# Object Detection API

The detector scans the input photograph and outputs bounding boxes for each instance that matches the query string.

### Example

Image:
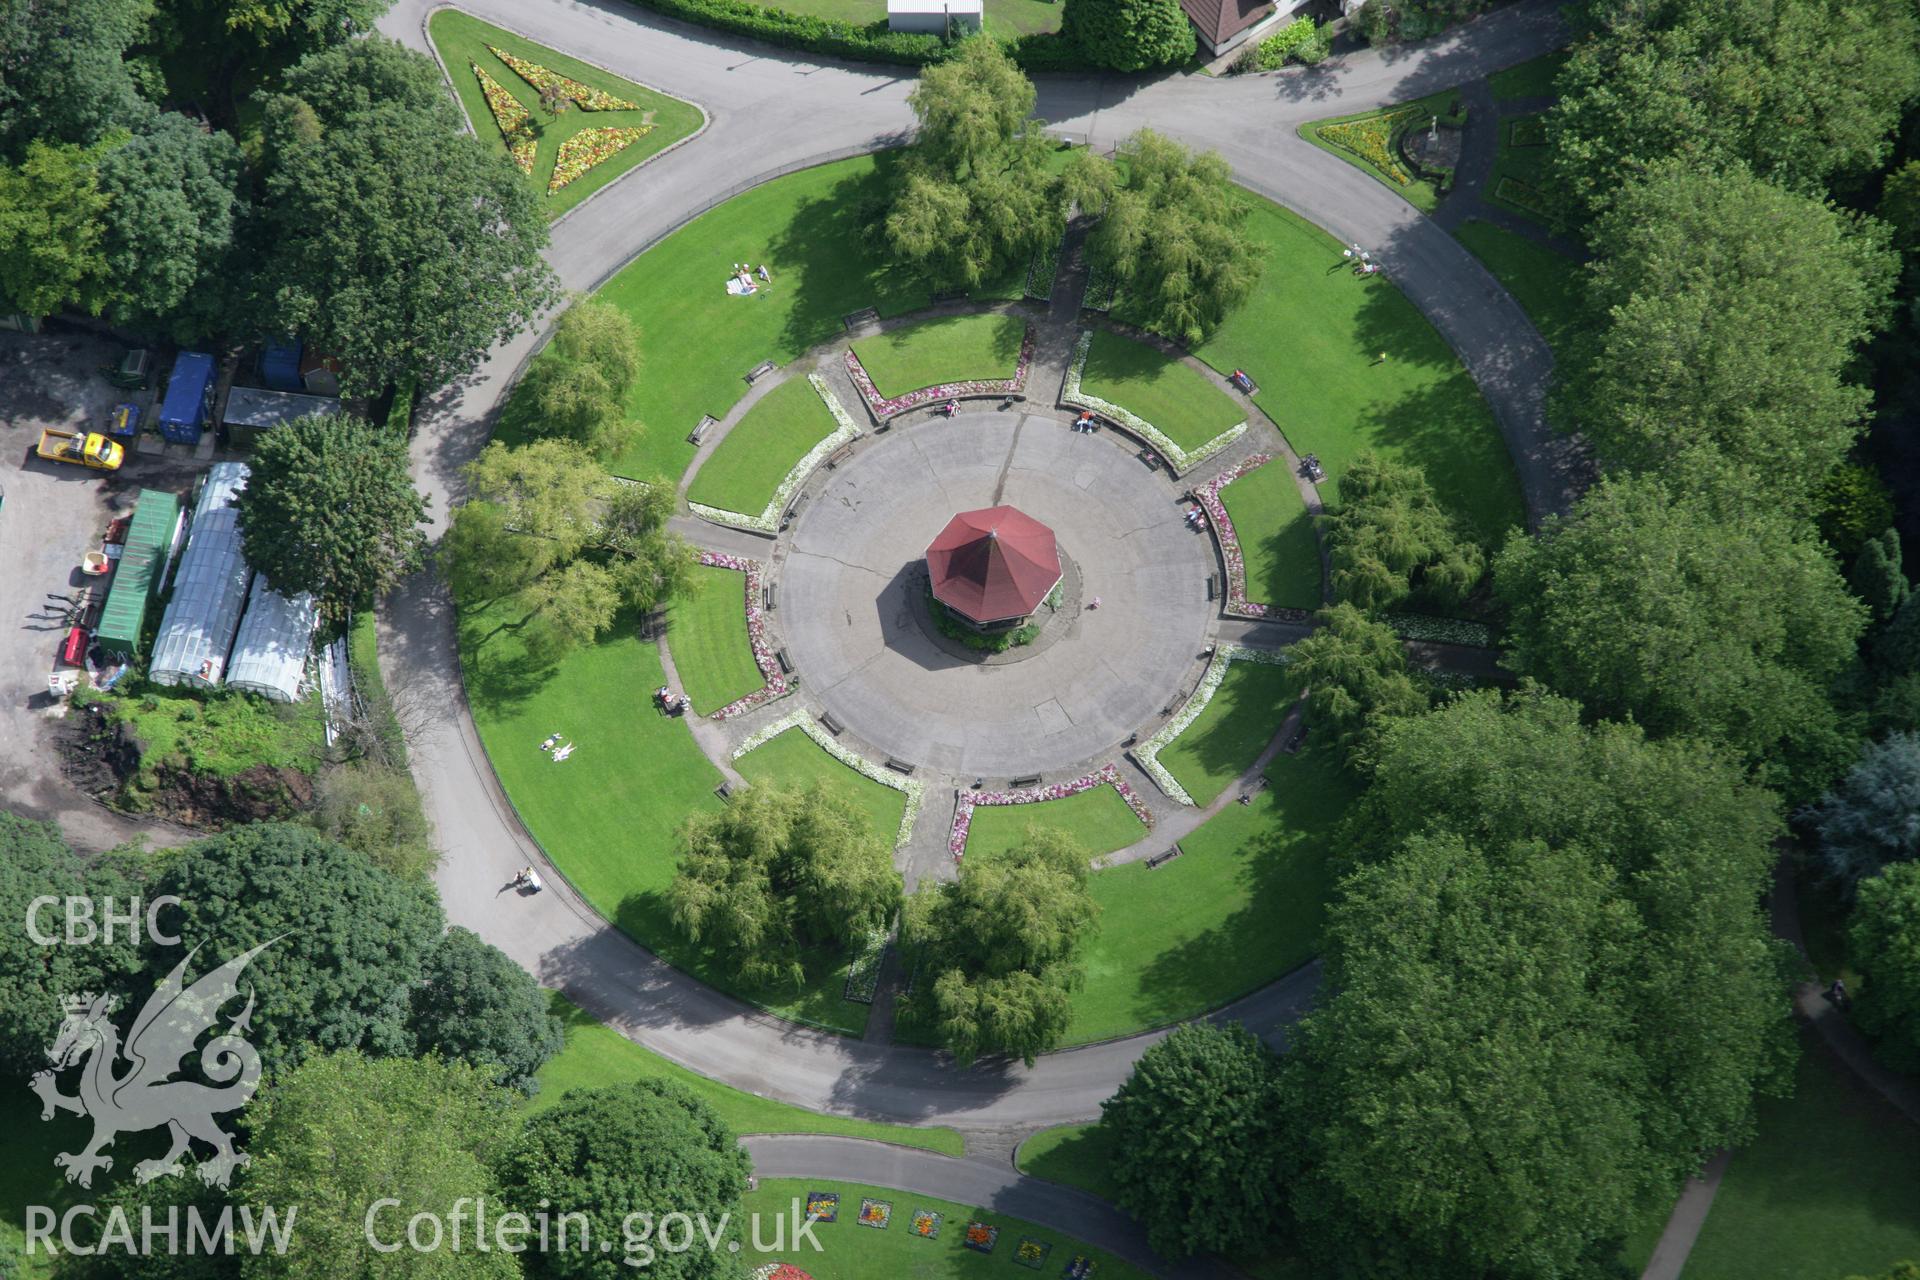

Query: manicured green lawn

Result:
[457,594,866,1035]
[1301,89,1462,214]
[1488,113,1556,225]
[670,564,766,715]
[1177,197,1524,544]
[1068,740,1356,1043]
[428,10,702,219]
[1078,328,1246,450]
[1157,660,1299,807]
[851,312,1027,400]
[744,1179,1153,1279]
[753,0,1063,34]
[532,995,962,1153]
[1452,219,1584,358]
[1216,456,1322,611]
[964,786,1147,861]
[1683,1035,1920,1279]
[1017,1123,1120,1201]
[686,375,840,517]
[735,726,908,848]
[1487,50,1568,100]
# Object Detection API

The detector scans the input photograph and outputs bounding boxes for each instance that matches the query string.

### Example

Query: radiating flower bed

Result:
[1132,644,1292,806]
[1023,236,1063,301]
[1388,613,1493,647]
[489,45,640,110]
[471,63,536,174]
[1194,453,1310,623]
[732,709,925,847]
[842,928,887,1003]
[1319,104,1423,185]
[549,125,654,193]
[696,552,793,720]
[843,323,1035,420]
[1084,262,1119,313]
[948,763,1153,861]
[689,375,861,534]
[1062,329,1247,475]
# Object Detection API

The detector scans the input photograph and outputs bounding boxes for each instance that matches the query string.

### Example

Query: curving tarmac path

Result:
[372,0,1576,1136]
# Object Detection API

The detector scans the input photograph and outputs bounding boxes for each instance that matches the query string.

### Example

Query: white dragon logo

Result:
[30,939,276,1190]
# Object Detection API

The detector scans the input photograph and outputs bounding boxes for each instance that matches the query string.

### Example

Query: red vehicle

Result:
[59,626,90,667]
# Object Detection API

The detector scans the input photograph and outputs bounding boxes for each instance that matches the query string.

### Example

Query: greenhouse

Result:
[227,583,319,703]
[149,462,254,689]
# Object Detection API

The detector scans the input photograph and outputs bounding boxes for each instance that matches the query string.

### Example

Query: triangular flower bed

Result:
[489,45,639,111]
[549,125,655,193]
[471,63,536,174]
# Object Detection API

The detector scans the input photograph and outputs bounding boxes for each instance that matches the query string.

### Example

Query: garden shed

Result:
[886,0,982,34]
[96,488,183,660]
[227,582,319,703]
[222,386,340,448]
[149,463,255,689]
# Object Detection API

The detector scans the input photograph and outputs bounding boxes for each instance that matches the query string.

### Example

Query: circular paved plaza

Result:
[778,409,1216,777]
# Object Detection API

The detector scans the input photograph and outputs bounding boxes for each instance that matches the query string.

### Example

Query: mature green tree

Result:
[1883,161,1920,256]
[502,300,645,458]
[67,1175,238,1279]
[94,113,243,336]
[1850,529,1910,625]
[1320,451,1484,610]
[1551,0,1920,215]
[493,1080,750,1280]
[0,140,113,316]
[147,823,444,1077]
[1062,0,1194,71]
[1845,1262,1920,1280]
[1283,603,1427,774]
[212,0,392,51]
[234,413,429,633]
[1102,1023,1282,1258]
[1806,732,1920,894]
[1495,475,1866,795]
[886,38,1063,290]
[254,36,556,395]
[1339,691,1792,1183]
[0,0,154,155]
[311,763,436,880]
[669,783,902,990]
[0,816,146,1077]
[1850,861,1920,1071]
[408,927,563,1095]
[903,827,1099,1065]
[1819,461,1899,558]
[1556,164,1893,501]
[1073,130,1261,346]
[243,1051,518,1280]
[444,440,696,655]
[1282,832,1651,1279]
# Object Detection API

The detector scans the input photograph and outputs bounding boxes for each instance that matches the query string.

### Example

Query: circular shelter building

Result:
[925,505,1062,630]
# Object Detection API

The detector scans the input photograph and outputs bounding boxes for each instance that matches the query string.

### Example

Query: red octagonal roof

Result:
[926,506,1061,624]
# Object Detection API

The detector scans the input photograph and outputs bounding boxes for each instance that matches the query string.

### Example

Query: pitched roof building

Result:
[926,506,1062,626]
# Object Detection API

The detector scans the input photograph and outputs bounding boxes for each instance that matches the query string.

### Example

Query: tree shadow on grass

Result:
[458,608,560,717]
[1125,745,1355,1032]
[1162,665,1301,806]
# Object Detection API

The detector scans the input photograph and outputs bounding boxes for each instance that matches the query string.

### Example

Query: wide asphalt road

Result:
[363,0,1573,1132]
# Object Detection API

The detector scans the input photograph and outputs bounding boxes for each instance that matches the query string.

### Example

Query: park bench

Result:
[930,289,968,304]
[1008,774,1041,788]
[826,443,855,469]
[885,758,916,776]
[1207,573,1219,602]
[820,711,844,735]
[1230,369,1259,395]
[1280,723,1308,755]
[1137,448,1161,471]
[762,582,778,610]
[744,360,776,385]
[1146,845,1184,870]
[843,307,879,331]
[775,648,793,675]
[687,415,717,446]
[714,782,734,801]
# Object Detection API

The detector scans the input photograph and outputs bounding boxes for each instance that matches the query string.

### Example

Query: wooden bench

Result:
[687,415,717,446]
[714,782,735,801]
[930,289,968,304]
[1207,573,1219,602]
[774,648,793,675]
[885,758,916,776]
[1145,845,1184,870]
[820,711,844,735]
[744,360,777,385]
[781,493,808,529]
[762,582,778,611]
[826,443,855,469]
[1008,774,1041,788]
[843,307,880,331]
[1138,448,1162,471]
[1280,724,1308,755]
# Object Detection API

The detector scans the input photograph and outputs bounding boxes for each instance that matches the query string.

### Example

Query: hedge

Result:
[614,0,1090,70]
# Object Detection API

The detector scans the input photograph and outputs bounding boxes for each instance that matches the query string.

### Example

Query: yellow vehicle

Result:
[36,428,124,471]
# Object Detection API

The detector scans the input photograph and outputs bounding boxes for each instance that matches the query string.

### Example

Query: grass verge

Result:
[687,375,840,516]
[1216,457,1322,612]
[669,564,766,715]
[1078,328,1247,451]
[1157,661,1299,807]
[1487,50,1568,101]
[851,312,1028,401]
[735,726,908,848]
[427,9,701,219]
[532,994,963,1154]
[963,786,1147,862]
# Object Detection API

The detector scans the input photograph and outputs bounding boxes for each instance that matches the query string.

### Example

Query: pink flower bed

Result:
[844,324,1035,420]
[948,763,1154,861]
[697,551,793,720]
[1194,454,1310,623]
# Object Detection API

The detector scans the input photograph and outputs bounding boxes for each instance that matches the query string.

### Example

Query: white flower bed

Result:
[732,709,924,847]
[689,374,861,534]
[1388,613,1493,647]
[947,763,1154,861]
[1062,330,1248,475]
[1131,645,1293,805]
